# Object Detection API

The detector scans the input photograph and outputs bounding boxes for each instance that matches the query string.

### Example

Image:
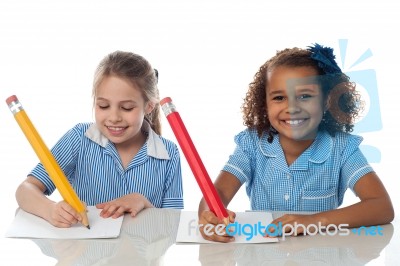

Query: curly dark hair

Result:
[241,47,363,142]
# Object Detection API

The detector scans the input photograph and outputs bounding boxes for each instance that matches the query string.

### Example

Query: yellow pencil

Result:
[6,95,90,229]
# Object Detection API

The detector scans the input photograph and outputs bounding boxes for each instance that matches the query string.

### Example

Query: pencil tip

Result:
[86,225,91,230]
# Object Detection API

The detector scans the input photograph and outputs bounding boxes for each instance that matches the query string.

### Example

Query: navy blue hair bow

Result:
[307,43,342,74]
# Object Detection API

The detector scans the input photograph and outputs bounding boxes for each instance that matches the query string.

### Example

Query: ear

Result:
[145,102,155,115]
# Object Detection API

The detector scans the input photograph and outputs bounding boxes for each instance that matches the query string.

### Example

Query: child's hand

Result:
[198,209,236,243]
[96,193,153,218]
[264,214,318,238]
[47,201,82,228]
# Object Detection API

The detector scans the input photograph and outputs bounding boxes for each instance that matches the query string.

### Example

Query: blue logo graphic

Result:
[338,39,382,163]
[351,225,384,236]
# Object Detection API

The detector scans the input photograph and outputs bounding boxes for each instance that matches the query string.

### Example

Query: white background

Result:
[1,1,399,261]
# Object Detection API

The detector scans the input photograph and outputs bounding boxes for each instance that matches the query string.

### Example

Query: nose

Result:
[109,108,122,123]
[286,97,301,114]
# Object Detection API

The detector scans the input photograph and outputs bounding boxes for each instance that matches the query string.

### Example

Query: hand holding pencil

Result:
[6,95,90,229]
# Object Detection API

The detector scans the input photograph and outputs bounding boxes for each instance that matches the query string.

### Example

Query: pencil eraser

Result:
[6,95,18,105]
[160,97,172,106]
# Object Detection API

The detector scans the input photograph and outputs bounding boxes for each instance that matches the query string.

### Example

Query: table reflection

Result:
[23,209,395,266]
[198,223,394,266]
[31,208,180,266]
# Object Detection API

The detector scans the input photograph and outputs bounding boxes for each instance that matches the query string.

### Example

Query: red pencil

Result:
[160,97,229,224]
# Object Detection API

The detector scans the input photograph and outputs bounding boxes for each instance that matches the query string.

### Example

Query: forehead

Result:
[96,75,143,99]
[267,66,321,92]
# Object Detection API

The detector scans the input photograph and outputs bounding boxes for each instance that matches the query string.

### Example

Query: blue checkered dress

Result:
[223,130,373,212]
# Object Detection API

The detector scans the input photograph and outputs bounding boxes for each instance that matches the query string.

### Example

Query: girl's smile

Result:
[283,118,308,126]
[106,126,128,136]
[286,119,304,124]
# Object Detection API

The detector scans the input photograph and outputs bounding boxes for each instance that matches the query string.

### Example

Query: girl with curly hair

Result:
[198,44,393,242]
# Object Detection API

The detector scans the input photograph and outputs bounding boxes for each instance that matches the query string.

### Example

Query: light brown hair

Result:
[93,51,161,134]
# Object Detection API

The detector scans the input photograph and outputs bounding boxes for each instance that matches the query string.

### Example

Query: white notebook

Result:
[5,206,123,239]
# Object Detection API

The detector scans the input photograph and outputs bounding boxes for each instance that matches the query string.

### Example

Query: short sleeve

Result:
[339,135,374,194]
[29,124,83,195]
[222,130,257,184]
[161,143,184,209]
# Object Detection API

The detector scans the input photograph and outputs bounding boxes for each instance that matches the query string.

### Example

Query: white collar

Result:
[84,121,170,160]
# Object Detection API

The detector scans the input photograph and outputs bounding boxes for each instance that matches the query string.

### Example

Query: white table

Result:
[1,208,398,265]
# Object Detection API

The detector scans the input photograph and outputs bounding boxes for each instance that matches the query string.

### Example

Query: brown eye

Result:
[272,96,285,101]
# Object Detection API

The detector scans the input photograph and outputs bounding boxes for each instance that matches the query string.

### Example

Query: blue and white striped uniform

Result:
[30,121,184,209]
[223,130,373,212]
